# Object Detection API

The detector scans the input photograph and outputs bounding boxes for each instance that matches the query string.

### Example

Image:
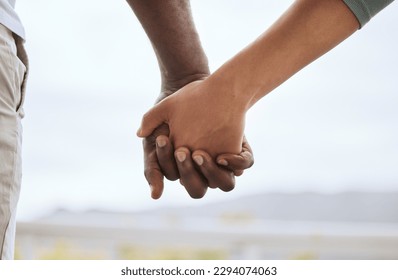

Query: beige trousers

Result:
[0,23,28,260]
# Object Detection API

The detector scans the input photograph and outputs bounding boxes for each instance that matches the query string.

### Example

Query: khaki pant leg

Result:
[0,23,28,260]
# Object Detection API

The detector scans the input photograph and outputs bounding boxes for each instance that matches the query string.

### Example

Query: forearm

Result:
[209,0,360,112]
[127,0,209,95]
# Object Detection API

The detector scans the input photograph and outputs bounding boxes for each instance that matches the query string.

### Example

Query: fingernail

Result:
[218,159,228,166]
[136,128,142,137]
[193,155,204,166]
[149,184,154,193]
[176,152,186,162]
[156,138,166,148]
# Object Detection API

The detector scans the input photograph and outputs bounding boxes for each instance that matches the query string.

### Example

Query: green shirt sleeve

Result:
[343,0,394,28]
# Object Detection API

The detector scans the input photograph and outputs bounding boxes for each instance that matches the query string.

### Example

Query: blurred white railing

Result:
[15,220,398,260]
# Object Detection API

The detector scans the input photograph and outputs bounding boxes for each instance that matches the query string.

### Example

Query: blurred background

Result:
[14,0,398,259]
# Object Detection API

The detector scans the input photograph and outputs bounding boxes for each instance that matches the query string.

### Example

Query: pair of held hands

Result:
[138,79,254,199]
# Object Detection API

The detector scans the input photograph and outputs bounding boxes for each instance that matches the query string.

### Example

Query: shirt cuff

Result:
[342,0,394,29]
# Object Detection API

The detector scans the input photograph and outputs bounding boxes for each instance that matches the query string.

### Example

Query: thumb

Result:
[145,168,164,200]
[137,103,168,138]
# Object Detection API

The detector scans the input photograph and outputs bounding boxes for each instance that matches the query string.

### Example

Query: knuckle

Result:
[189,190,206,199]
[219,175,235,192]
[165,173,179,181]
[184,181,207,199]
[159,161,180,181]
[220,184,235,192]
[208,181,218,189]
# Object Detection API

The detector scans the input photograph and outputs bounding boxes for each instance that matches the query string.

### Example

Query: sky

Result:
[14,0,398,220]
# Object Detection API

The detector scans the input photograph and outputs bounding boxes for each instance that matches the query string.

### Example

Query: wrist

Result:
[201,74,249,119]
[207,67,253,115]
[157,72,210,103]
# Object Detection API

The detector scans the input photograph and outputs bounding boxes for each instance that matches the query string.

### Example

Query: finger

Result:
[156,135,179,181]
[192,150,235,192]
[137,101,169,138]
[144,167,164,199]
[216,136,254,171]
[143,155,164,199]
[143,138,164,199]
[217,150,254,170]
[174,147,208,199]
